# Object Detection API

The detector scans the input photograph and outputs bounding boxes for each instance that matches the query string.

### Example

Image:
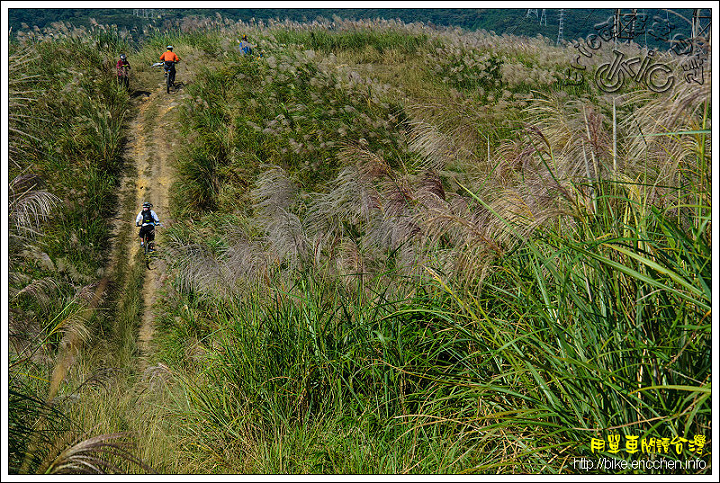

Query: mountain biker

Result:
[159,45,181,87]
[116,53,131,89]
[135,202,161,250]
[237,34,253,55]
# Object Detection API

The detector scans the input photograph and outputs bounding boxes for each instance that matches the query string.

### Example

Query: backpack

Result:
[142,210,155,224]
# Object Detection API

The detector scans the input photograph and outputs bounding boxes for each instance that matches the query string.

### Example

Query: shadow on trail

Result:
[131,90,152,99]
[169,81,185,93]
[143,249,164,271]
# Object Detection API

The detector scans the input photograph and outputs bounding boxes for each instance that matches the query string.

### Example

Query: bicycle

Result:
[594,49,675,93]
[116,55,131,90]
[153,60,179,93]
[139,221,162,268]
[117,65,130,90]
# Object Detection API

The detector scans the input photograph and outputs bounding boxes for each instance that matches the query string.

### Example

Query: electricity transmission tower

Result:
[133,9,157,19]
[692,8,711,40]
[526,9,547,26]
[613,9,639,44]
[556,9,564,45]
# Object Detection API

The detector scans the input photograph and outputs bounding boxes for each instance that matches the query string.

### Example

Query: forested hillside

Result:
[9,7,701,49]
[7,11,712,476]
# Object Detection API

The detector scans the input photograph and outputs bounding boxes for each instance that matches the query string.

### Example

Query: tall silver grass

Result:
[8,174,60,241]
[165,15,712,300]
[8,50,45,168]
[166,230,271,300]
[252,166,310,269]
[621,80,711,205]
[40,432,156,474]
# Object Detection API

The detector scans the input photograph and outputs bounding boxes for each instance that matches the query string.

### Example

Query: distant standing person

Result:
[116,53,131,89]
[237,34,253,55]
[159,45,181,88]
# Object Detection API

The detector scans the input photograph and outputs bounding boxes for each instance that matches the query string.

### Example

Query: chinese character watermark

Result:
[589,433,706,457]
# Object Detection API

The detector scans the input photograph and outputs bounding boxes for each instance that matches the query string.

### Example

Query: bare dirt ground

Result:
[132,97,176,366]
[108,66,192,372]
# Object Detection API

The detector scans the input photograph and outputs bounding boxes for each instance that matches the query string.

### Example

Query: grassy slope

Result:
[151,20,710,474]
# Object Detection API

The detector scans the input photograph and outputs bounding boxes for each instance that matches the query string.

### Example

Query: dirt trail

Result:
[109,70,191,372]
[132,98,175,367]
[135,98,180,351]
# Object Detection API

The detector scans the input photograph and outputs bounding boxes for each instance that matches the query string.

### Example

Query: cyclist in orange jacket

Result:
[159,45,181,87]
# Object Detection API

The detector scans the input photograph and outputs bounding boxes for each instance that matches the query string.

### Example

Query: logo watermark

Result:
[563,11,709,93]
[589,433,707,456]
[572,456,707,473]
[572,432,710,473]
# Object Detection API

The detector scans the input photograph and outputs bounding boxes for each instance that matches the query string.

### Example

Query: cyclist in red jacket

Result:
[116,53,130,89]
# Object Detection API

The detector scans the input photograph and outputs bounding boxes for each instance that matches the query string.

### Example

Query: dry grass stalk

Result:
[8,174,60,240]
[41,432,156,474]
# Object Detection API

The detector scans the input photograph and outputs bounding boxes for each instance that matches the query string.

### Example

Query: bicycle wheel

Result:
[645,62,675,93]
[594,63,624,93]
[143,233,152,268]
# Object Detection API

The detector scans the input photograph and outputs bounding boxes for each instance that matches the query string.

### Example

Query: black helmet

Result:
[142,202,152,208]
[166,45,174,50]
[120,53,127,60]
[242,34,248,41]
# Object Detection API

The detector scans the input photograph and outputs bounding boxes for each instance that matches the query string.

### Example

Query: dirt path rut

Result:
[132,100,179,363]
[112,74,189,371]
